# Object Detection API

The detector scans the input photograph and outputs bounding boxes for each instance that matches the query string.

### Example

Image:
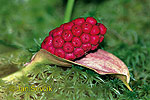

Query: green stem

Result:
[1,49,72,82]
[2,61,37,82]
[64,0,75,23]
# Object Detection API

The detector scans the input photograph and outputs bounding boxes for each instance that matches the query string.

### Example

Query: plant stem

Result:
[2,61,37,82]
[1,49,72,82]
[64,0,75,23]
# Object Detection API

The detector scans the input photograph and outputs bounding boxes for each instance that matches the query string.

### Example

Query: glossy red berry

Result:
[63,42,74,53]
[53,27,63,37]
[72,37,82,47]
[90,35,99,45]
[53,36,64,48]
[90,25,100,35]
[82,43,92,52]
[98,23,107,35]
[91,44,99,50]
[65,53,76,60]
[81,22,92,33]
[80,33,90,43]
[63,22,74,30]
[73,18,85,25]
[41,42,47,49]
[47,46,55,54]
[71,25,82,37]
[99,35,104,43]
[86,17,97,25]
[62,30,73,41]
[41,36,53,49]
[74,48,84,58]
[55,49,65,58]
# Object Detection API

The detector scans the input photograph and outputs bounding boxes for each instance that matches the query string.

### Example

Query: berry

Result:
[80,33,90,43]
[90,35,99,45]
[72,25,82,37]
[53,36,64,48]
[47,46,55,54]
[86,17,97,25]
[82,43,92,52]
[62,30,73,41]
[99,35,104,43]
[90,25,100,35]
[41,42,47,49]
[81,22,92,33]
[53,27,63,37]
[41,17,107,60]
[55,49,65,58]
[73,18,85,25]
[65,53,76,60]
[98,23,107,35]
[44,36,53,46]
[91,44,99,50]
[63,22,74,30]
[72,37,82,47]
[74,48,84,58]
[41,36,53,49]
[63,42,74,53]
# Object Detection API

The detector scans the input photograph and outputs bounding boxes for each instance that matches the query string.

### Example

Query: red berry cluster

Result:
[41,17,107,60]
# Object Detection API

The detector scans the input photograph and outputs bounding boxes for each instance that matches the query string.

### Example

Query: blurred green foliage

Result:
[0,0,150,99]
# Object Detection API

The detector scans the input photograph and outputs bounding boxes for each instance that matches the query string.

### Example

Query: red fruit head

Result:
[41,36,53,49]
[71,25,82,37]
[80,33,90,43]
[55,49,65,58]
[99,35,104,43]
[72,37,82,47]
[47,46,55,54]
[90,35,99,45]
[98,23,107,35]
[91,44,99,50]
[81,22,92,33]
[65,53,76,60]
[42,17,107,61]
[86,17,97,25]
[62,30,73,41]
[90,25,100,35]
[74,48,84,58]
[53,27,63,37]
[63,42,74,53]
[63,22,74,30]
[41,42,47,49]
[52,36,64,48]
[82,43,92,52]
[73,18,85,25]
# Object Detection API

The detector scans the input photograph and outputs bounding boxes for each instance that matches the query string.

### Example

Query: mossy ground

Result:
[0,0,150,99]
